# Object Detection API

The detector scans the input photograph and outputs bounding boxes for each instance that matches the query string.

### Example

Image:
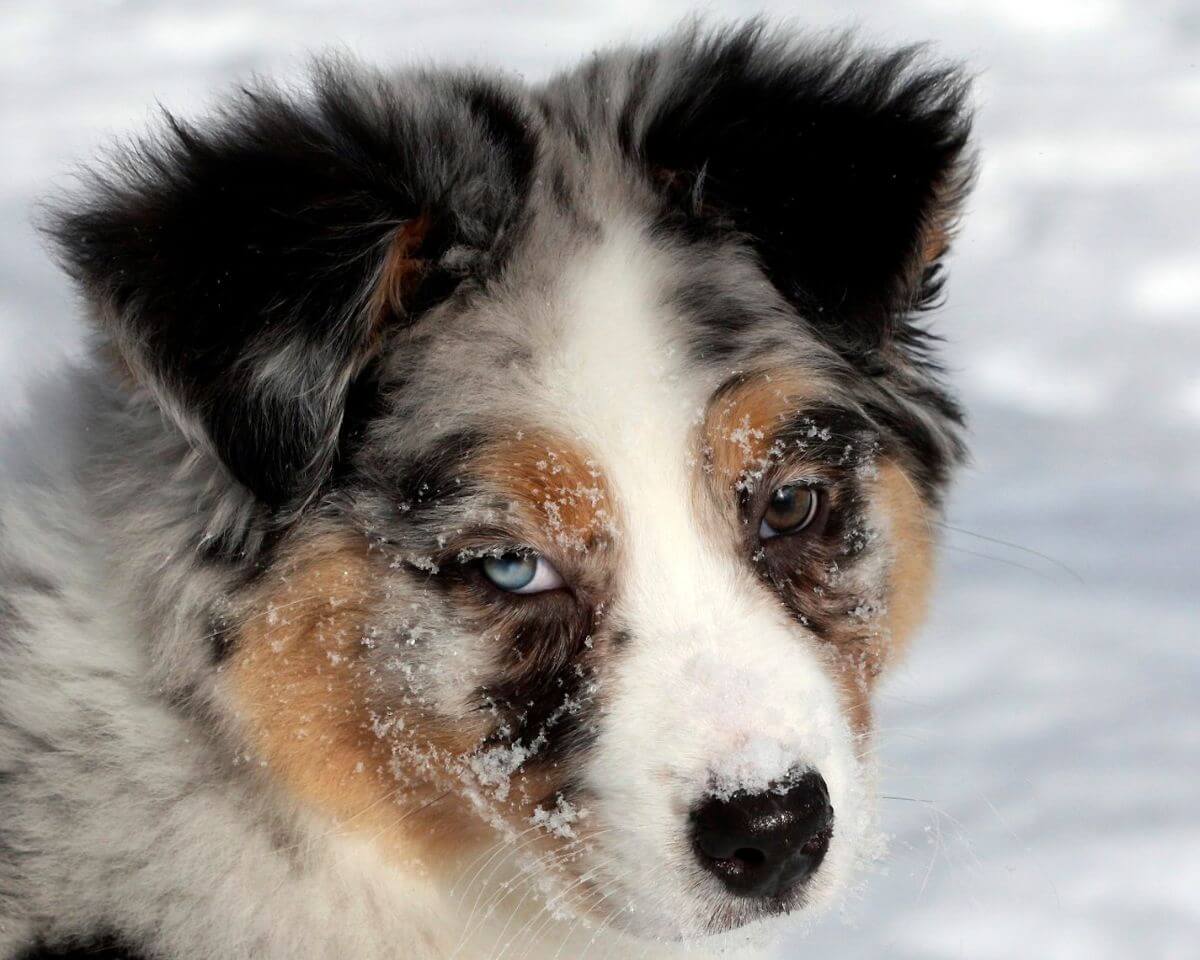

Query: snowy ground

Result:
[2,1,1197,957]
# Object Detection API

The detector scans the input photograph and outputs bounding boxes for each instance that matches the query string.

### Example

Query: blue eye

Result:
[481,552,565,595]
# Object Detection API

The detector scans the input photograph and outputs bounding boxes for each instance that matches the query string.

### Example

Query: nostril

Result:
[691,770,834,899]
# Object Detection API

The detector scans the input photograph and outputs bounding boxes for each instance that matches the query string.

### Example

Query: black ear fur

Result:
[629,23,974,362]
[49,63,535,507]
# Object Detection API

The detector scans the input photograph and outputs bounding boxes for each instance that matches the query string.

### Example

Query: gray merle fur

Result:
[4,23,975,959]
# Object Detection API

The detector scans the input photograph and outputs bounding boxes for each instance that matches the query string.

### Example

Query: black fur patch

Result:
[368,429,486,519]
[48,64,536,509]
[475,599,599,765]
[858,386,965,498]
[670,274,763,364]
[17,938,149,960]
[205,610,235,665]
[628,23,973,362]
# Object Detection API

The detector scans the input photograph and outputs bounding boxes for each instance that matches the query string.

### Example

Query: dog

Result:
[0,21,973,960]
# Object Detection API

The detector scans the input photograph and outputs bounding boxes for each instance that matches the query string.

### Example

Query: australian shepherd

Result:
[0,22,974,960]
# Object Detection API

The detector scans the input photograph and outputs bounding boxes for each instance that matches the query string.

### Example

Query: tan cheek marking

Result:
[703,370,816,489]
[827,643,876,739]
[226,534,487,861]
[826,462,935,740]
[876,461,936,661]
[474,433,614,549]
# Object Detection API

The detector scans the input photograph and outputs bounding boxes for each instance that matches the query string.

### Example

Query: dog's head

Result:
[51,25,972,942]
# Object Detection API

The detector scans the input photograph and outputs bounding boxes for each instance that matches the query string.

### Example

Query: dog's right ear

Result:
[48,64,535,508]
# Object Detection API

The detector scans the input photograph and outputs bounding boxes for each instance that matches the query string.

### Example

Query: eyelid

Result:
[774,473,824,490]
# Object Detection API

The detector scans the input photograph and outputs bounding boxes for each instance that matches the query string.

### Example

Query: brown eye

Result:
[760,485,821,540]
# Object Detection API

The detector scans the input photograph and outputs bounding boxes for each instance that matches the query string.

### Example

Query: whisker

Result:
[933,520,1085,584]
[937,542,1077,583]
[195,591,329,648]
[499,844,618,960]
[452,827,562,957]
[884,463,1082,585]
[487,834,609,960]
[512,842,621,960]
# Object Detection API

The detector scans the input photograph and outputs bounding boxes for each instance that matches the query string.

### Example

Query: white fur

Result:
[530,220,874,942]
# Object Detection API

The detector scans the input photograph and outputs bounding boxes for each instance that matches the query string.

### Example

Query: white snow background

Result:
[2,1,1197,957]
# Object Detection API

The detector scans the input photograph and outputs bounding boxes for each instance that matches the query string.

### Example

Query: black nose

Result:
[691,771,834,899]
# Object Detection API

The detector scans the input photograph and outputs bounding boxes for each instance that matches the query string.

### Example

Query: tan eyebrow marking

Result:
[472,431,615,552]
[702,369,819,489]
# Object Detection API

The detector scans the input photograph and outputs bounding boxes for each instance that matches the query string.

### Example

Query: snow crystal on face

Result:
[707,727,837,802]
[530,793,588,840]
[466,740,539,803]
[404,553,440,575]
[728,416,765,460]
[367,709,404,740]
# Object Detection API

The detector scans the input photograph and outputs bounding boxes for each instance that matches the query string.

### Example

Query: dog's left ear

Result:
[49,65,535,507]
[630,25,974,361]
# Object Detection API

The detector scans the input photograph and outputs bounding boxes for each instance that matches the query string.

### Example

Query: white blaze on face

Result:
[533,221,871,936]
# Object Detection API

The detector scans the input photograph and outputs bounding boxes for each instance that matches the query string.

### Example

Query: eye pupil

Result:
[761,485,819,538]
[482,553,538,592]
